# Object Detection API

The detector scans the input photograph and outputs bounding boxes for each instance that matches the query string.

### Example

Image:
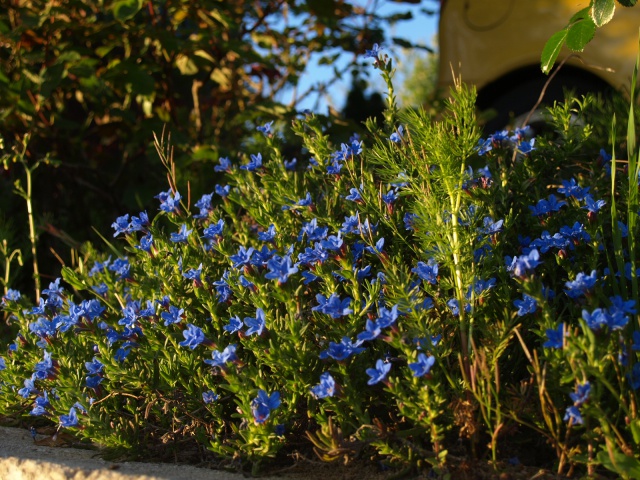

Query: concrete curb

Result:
[0,426,278,480]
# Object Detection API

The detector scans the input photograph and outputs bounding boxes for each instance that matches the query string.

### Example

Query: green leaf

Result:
[112,0,143,22]
[541,29,568,74]
[175,55,198,75]
[41,63,66,99]
[618,0,637,6]
[591,0,616,27]
[566,17,597,51]
[596,450,640,479]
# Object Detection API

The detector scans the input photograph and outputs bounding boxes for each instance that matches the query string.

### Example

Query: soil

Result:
[0,419,586,480]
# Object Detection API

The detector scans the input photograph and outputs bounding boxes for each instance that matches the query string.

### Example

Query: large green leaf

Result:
[566,17,597,51]
[596,450,640,479]
[112,0,143,22]
[591,0,616,27]
[541,29,568,74]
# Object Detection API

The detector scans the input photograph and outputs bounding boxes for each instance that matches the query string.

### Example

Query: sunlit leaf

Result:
[591,0,615,27]
[566,17,596,51]
[541,29,568,74]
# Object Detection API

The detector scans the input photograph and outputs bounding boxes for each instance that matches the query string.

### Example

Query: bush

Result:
[1,49,640,478]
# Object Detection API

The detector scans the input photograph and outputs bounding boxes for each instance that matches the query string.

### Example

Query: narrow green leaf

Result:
[566,17,597,51]
[541,29,568,74]
[112,0,143,22]
[618,0,637,6]
[591,0,615,27]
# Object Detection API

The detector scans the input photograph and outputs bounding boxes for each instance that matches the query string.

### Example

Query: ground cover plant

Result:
[1,45,640,478]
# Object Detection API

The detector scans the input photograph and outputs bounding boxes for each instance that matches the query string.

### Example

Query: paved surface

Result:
[0,426,277,480]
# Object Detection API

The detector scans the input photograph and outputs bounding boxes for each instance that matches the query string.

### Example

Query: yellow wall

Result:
[438,0,640,92]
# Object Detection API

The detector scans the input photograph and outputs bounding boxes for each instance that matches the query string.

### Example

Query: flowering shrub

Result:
[1,48,640,477]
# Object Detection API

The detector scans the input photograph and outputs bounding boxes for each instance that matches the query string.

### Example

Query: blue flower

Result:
[565,270,598,299]
[239,275,255,290]
[297,192,313,207]
[516,138,535,155]
[230,246,255,269]
[284,158,297,170]
[2,288,21,304]
[136,233,153,252]
[320,234,343,252]
[86,375,103,389]
[382,189,399,207]
[543,323,565,349]
[299,218,328,242]
[193,193,214,219]
[559,222,591,244]
[319,337,365,361]
[215,184,231,197]
[265,255,299,284]
[366,359,391,385]
[258,224,277,242]
[183,264,203,283]
[214,156,232,172]
[582,194,606,213]
[205,344,238,368]
[357,319,382,343]
[340,213,363,235]
[130,211,149,232]
[34,351,55,380]
[310,372,336,399]
[530,231,569,253]
[376,304,399,328]
[0,356,5,371]
[346,186,363,203]
[257,121,273,135]
[412,259,439,284]
[404,212,418,231]
[529,199,551,217]
[505,249,541,278]
[170,224,192,243]
[514,294,537,316]
[111,214,130,237]
[563,406,583,425]
[161,305,184,326]
[244,308,266,336]
[295,271,317,287]
[582,308,609,331]
[312,293,353,318]
[202,390,219,404]
[30,392,50,416]
[179,324,206,349]
[364,43,383,58]
[481,217,504,235]
[251,390,281,424]
[408,353,436,377]
[18,375,38,398]
[389,125,404,143]
[85,357,104,375]
[203,219,225,240]
[59,407,79,428]
[475,138,493,155]
[241,153,263,171]
[223,315,243,334]
[558,178,590,200]
[156,189,181,213]
[570,382,591,407]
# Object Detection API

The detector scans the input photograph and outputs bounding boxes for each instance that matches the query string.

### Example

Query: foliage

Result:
[542,0,637,74]
[0,0,429,293]
[2,45,640,478]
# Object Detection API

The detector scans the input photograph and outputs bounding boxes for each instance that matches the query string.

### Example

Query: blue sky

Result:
[281,1,440,113]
